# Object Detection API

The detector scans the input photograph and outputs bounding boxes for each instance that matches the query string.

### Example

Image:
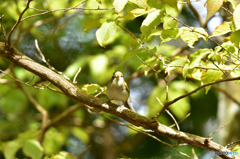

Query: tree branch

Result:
[0,42,235,159]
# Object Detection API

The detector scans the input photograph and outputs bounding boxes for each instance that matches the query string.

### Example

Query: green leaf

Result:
[163,16,178,29]
[51,151,77,159]
[82,19,106,32]
[209,21,232,37]
[206,0,223,22]
[193,28,209,42]
[23,140,43,159]
[227,0,237,9]
[230,30,240,48]
[71,127,90,144]
[163,0,177,9]
[160,28,181,43]
[140,9,164,38]
[180,27,208,47]
[43,128,66,155]
[166,56,188,74]
[4,140,23,159]
[189,49,211,68]
[81,84,103,95]
[180,28,199,48]
[201,70,223,94]
[233,4,240,30]
[113,0,128,13]
[122,8,156,20]
[49,0,67,17]
[123,49,139,62]
[96,21,117,47]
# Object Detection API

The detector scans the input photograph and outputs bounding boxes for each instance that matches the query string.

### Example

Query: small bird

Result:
[107,71,135,112]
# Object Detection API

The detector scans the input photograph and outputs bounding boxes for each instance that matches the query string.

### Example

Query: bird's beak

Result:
[116,75,120,78]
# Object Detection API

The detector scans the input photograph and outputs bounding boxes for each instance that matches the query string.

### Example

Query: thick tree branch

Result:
[0,42,235,159]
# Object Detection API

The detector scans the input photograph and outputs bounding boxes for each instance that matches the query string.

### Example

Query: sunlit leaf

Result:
[160,28,181,43]
[201,70,223,94]
[96,21,117,47]
[233,4,240,30]
[180,27,208,47]
[180,29,199,48]
[113,0,128,13]
[140,9,164,38]
[209,21,232,37]
[23,140,43,159]
[122,8,156,20]
[206,0,223,22]
[81,84,103,94]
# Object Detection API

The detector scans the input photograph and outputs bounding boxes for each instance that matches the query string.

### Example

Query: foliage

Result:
[0,0,240,158]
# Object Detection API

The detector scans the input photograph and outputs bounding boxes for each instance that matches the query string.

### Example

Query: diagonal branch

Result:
[155,76,240,117]
[0,42,235,159]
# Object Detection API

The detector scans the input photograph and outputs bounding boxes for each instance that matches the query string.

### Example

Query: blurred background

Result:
[0,0,239,158]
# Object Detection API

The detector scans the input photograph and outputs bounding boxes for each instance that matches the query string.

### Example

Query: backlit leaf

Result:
[206,0,223,22]
[81,84,103,95]
[140,9,164,38]
[201,70,223,94]
[233,4,240,30]
[113,0,128,13]
[122,8,156,20]
[96,21,117,47]
[209,21,232,37]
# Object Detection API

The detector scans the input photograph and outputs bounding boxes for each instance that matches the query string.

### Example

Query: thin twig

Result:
[10,67,49,143]
[117,24,167,65]
[154,76,240,118]
[192,148,199,159]
[169,113,191,128]
[135,55,156,72]
[0,69,49,90]
[0,15,7,45]
[168,14,240,62]
[8,0,32,47]
[35,39,71,81]
[156,97,180,131]
[73,67,81,84]
[207,121,231,138]
[225,139,240,148]
[220,6,233,15]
